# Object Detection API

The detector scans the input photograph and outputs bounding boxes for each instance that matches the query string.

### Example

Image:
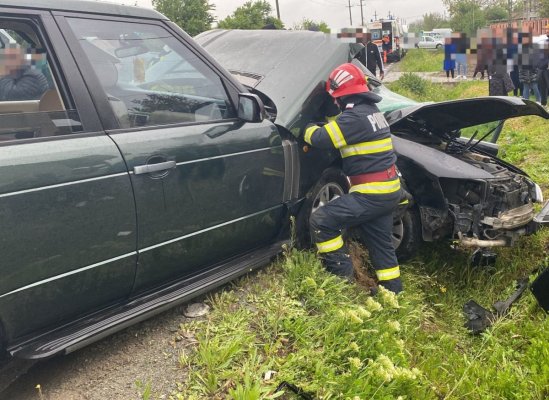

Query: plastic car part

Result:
[463,277,529,334]
[530,267,549,313]
[470,248,497,267]
[275,381,314,400]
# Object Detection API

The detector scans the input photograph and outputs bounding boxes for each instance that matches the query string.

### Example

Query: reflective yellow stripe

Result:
[340,138,393,158]
[316,235,344,253]
[376,266,400,281]
[325,121,347,149]
[399,199,409,205]
[349,178,401,194]
[304,125,320,145]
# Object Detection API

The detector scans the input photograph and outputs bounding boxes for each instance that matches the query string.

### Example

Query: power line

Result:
[304,0,345,8]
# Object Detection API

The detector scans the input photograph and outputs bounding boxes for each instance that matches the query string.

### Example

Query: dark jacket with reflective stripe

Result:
[305,92,396,177]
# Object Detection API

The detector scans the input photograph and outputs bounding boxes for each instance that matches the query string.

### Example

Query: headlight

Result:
[534,183,544,203]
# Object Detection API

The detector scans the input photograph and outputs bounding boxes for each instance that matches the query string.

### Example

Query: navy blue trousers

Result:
[310,190,402,289]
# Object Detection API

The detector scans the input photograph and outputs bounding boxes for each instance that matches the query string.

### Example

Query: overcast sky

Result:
[101,0,447,30]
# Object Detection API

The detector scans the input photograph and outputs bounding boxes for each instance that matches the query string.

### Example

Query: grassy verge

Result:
[160,75,549,400]
[398,49,445,73]
[387,73,487,102]
[169,240,549,399]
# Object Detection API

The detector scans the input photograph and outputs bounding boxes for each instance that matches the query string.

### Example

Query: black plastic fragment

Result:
[531,267,549,313]
[463,300,496,334]
[463,277,529,334]
[275,381,314,400]
[492,278,529,315]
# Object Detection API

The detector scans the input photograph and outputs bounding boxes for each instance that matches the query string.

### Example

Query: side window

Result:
[66,18,236,129]
[0,20,83,142]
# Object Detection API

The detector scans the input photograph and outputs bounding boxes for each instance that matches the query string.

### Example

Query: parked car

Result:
[195,29,549,260]
[416,35,444,49]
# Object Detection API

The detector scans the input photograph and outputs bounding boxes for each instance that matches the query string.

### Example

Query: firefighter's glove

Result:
[301,122,322,151]
[321,96,341,118]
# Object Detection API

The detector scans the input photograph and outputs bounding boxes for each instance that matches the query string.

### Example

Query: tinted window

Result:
[0,20,82,142]
[67,18,236,129]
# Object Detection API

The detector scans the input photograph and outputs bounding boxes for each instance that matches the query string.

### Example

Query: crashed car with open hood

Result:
[196,29,549,260]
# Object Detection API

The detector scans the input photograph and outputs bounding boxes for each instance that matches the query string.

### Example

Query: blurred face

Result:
[0,46,25,76]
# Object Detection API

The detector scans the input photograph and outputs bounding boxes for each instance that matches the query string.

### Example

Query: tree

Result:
[484,4,508,21]
[444,0,487,36]
[422,13,450,31]
[293,18,330,33]
[152,0,214,37]
[218,1,283,29]
[540,0,549,18]
[407,13,449,35]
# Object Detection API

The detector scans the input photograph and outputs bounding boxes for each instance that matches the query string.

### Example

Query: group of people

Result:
[444,25,549,107]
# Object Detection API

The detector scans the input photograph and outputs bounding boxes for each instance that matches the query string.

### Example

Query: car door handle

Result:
[133,161,176,175]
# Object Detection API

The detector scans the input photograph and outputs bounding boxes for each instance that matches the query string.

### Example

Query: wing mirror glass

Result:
[238,93,265,123]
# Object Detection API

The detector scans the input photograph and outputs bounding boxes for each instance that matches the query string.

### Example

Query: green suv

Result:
[0,0,334,361]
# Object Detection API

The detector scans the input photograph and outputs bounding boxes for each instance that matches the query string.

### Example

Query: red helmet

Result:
[326,63,369,98]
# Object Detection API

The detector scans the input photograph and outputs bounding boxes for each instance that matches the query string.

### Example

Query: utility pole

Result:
[348,0,353,26]
[275,0,280,20]
[374,10,377,21]
[360,0,364,26]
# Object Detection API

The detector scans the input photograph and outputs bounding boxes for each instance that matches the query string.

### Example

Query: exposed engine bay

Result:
[393,124,541,248]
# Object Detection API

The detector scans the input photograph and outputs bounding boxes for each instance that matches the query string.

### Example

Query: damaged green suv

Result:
[0,0,308,361]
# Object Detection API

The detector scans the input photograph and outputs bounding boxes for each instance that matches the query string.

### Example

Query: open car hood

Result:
[195,29,416,132]
[386,96,549,135]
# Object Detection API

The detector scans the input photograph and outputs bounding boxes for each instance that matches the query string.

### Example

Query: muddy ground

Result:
[0,301,205,400]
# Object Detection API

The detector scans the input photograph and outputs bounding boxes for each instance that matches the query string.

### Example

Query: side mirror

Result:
[238,93,265,123]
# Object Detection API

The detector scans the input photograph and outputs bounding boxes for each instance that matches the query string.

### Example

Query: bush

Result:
[396,73,429,96]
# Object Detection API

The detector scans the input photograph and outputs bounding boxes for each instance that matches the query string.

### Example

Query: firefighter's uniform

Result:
[304,81,402,293]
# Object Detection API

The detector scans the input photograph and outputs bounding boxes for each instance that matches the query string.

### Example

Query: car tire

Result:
[295,168,349,248]
[393,206,422,262]
[415,44,419,48]
[436,44,442,49]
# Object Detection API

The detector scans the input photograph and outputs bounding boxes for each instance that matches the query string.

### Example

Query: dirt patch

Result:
[349,241,378,292]
[0,304,206,400]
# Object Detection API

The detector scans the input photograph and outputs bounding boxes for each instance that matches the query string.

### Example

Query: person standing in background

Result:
[443,36,456,81]
[365,33,384,79]
[537,24,549,108]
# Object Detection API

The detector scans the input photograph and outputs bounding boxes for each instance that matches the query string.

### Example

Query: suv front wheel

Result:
[295,168,348,248]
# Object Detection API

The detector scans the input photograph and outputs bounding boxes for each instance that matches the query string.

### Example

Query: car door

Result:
[60,15,287,293]
[0,10,137,343]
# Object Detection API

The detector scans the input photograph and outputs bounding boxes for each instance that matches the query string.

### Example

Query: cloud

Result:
[104,0,446,30]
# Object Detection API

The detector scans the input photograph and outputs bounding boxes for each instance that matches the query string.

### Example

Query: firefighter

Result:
[304,63,403,294]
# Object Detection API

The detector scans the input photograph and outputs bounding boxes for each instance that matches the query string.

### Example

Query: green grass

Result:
[399,49,445,73]
[163,63,549,400]
[169,241,549,399]
[387,73,487,102]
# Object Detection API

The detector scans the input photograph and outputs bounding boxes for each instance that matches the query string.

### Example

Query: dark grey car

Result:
[196,29,549,261]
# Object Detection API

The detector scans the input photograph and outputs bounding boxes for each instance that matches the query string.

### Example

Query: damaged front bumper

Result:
[457,202,540,248]
[481,203,534,230]
[533,199,549,224]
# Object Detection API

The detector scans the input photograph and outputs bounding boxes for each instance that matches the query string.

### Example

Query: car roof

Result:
[0,0,166,20]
